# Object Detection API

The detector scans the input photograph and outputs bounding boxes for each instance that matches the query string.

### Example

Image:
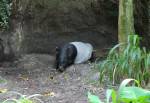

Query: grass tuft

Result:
[98,34,150,85]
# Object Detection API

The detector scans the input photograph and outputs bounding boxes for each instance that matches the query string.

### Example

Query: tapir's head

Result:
[56,44,77,72]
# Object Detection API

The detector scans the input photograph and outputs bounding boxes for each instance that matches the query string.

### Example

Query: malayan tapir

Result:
[55,42,95,72]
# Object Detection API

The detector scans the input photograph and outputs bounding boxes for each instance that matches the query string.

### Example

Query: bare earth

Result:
[0,54,105,103]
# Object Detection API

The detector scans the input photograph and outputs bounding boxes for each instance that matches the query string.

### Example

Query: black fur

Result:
[55,44,77,72]
[89,51,96,62]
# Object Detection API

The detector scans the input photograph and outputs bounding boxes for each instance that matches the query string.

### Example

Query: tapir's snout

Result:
[58,66,65,72]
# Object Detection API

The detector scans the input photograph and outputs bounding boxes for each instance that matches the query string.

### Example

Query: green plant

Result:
[0,0,12,30]
[88,79,150,103]
[0,76,7,84]
[98,34,150,85]
[2,91,43,103]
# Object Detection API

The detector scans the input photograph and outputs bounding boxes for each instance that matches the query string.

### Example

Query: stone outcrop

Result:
[2,0,150,58]
[9,0,118,56]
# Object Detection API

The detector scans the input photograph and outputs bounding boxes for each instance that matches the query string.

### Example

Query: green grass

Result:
[0,76,7,84]
[88,78,150,103]
[2,91,43,103]
[98,34,150,85]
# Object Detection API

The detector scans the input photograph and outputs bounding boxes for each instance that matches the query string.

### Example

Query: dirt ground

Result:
[0,54,105,103]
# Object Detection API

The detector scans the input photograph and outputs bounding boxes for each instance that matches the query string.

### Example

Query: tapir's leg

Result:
[55,58,59,69]
[89,51,96,62]
[55,47,60,69]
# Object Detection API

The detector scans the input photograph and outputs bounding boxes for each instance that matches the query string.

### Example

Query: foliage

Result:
[0,76,7,84]
[88,79,150,103]
[88,92,102,103]
[0,0,11,30]
[2,91,43,103]
[98,34,150,85]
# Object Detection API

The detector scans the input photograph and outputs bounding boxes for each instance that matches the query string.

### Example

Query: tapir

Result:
[55,42,95,72]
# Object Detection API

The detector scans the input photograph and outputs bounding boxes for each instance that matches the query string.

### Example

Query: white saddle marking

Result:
[70,42,93,64]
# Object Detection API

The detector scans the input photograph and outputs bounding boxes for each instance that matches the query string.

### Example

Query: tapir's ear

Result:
[56,46,60,52]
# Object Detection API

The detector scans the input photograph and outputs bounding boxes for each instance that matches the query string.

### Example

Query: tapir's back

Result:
[70,42,93,64]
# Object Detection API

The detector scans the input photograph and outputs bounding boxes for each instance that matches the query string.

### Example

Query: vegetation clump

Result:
[98,35,150,85]
[88,79,150,103]
[2,91,43,103]
[0,0,11,30]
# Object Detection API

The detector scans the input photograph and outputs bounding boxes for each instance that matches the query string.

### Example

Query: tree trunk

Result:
[148,1,150,38]
[118,0,135,45]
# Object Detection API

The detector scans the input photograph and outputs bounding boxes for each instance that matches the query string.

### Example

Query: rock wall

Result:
[8,0,118,56]
[1,0,149,59]
[134,0,150,48]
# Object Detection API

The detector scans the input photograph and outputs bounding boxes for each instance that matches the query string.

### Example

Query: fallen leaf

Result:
[48,76,54,80]
[19,76,29,81]
[0,88,7,93]
[42,91,55,97]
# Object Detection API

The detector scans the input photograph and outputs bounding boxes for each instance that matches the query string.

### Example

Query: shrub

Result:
[2,91,43,103]
[98,35,150,85]
[88,79,150,103]
[0,0,12,30]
